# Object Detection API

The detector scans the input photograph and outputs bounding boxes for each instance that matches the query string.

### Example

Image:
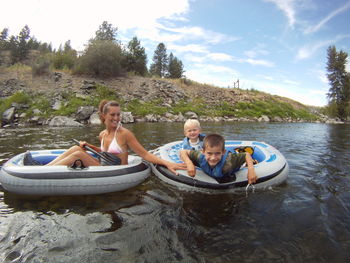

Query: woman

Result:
[25,100,186,174]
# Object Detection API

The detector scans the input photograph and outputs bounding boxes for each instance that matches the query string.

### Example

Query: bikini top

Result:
[100,123,123,154]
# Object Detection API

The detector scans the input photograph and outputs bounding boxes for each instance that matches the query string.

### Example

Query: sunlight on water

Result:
[0,122,350,262]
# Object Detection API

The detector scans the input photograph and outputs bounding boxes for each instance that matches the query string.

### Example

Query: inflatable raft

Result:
[0,149,150,195]
[150,140,288,192]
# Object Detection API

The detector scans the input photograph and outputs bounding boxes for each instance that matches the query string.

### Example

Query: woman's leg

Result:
[47,146,89,165]
[47,150,100,166]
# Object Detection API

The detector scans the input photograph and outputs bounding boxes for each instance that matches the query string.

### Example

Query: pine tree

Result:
[326,45,350,120]
[167,52,184,78]
[94,21,117,42]
[0,28,9,50]
[150,43,168,77]
[125,37,147,76]
[17,25,31,61]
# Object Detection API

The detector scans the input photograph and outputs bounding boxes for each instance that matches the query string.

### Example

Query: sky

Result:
[1,0,350,106]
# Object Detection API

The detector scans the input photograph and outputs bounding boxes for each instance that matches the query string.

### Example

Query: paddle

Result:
[72,139,121,165]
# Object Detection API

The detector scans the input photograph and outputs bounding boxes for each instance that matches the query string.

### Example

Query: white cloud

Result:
[206,53,234,62]
[242,79,327,106]
[264,0,298,27]
[245,58,274,67]
[296,40,332,60]
[168,44,208,54]
[0,0,190,50]
[186,64,240,87]
[296,34,350,60]
[244,45,270,58]
[283,79,300,85]
[304,1,350,34]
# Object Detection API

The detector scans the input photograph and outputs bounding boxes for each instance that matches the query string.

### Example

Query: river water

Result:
[0,122,349,263]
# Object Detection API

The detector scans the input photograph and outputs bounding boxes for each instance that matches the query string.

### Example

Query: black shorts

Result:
[99,152,121,166]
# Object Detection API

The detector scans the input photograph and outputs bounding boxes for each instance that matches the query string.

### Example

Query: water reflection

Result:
[1,123,350,262]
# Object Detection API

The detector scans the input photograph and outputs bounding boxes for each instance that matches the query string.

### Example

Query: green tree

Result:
[326,45,350,120]
[17,25,31,61]
[94,21,117,42]
[0,28,9,50]
[125,36,147,76]
[53,40,77,70]
[167,52,184,78]
[74,40,123,77]
[150,43,168,77]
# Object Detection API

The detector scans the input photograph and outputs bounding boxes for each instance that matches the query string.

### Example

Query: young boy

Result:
[180,133,257,184]
[182,119,205,151]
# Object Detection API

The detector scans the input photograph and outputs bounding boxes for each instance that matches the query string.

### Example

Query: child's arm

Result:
[245,153,257,184]
[180,150,196,177]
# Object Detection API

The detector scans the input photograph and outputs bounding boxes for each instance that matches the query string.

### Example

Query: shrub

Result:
[73,40,124,77]
[31,55,50,76]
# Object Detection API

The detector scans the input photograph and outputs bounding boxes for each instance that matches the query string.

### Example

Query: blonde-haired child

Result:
[182,119,205,151]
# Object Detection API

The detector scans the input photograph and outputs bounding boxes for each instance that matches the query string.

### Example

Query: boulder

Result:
[122,112,134,123]
[89,112,101,125]
[184,111,198,119]
[49,116,83,127]
[258,115,270,122]
[75,106,95,122]
[2,107,16,125]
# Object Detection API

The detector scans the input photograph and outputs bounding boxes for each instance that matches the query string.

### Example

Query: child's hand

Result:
[247,168,257,184]
[187,163,196,177]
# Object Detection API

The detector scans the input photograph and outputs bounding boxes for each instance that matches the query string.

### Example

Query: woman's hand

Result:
[165,161,187,175]
[79,141,87,148]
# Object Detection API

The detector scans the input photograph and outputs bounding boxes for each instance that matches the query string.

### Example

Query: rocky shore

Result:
[0,70,345,127]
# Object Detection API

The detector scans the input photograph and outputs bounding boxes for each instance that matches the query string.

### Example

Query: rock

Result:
[258,115,270,122]
[33,108,42,115]
[175,112,185,122]
[52,100,62,110]
[122,112,134,123]
[75,106,95,122]
[29,116,43,125]
[49,116,83,127]
[89,112,101,125]
[53,72,62,82]
[145,114,159,122]
[271,116,283,122]
[2,107,16,125]
[81,80,97,94]
[184,111,198,119]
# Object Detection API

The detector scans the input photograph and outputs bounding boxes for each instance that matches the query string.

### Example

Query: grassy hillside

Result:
[0,65,322,122]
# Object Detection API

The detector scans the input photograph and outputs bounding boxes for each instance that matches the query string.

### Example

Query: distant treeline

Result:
[0,21,184,79]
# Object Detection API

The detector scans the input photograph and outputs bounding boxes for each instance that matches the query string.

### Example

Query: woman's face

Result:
[104,106,121,127]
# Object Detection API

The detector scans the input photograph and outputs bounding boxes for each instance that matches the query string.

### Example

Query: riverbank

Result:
[0,66,343,127]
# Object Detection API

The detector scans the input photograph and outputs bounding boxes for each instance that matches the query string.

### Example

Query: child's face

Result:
[184,125,201,141]
[202,145,226,167]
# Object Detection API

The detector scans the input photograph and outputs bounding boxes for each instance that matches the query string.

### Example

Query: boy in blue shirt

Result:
[180,133,257,184]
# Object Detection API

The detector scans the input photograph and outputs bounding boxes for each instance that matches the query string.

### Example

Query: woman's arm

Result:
[79,141,101,152]
[125,130,186,174]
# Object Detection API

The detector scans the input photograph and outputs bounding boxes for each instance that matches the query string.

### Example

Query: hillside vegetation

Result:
[0,64,321,123]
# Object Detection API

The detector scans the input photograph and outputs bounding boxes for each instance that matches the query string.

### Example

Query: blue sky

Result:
[1,0,350,106]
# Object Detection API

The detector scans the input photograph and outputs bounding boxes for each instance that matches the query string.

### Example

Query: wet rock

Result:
[2,107,16,125]
[122,112,134,123]
[89,112,101,125]
[49,116,83,127]
[75,106,95,122]
[258,115,270,122]
[184,111,198,119]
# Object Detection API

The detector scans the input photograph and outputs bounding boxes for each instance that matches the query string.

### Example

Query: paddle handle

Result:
[72,139,102,157]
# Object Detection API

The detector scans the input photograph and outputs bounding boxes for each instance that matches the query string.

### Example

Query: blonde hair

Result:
[184,119,201,130]
[98,100,120,123]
